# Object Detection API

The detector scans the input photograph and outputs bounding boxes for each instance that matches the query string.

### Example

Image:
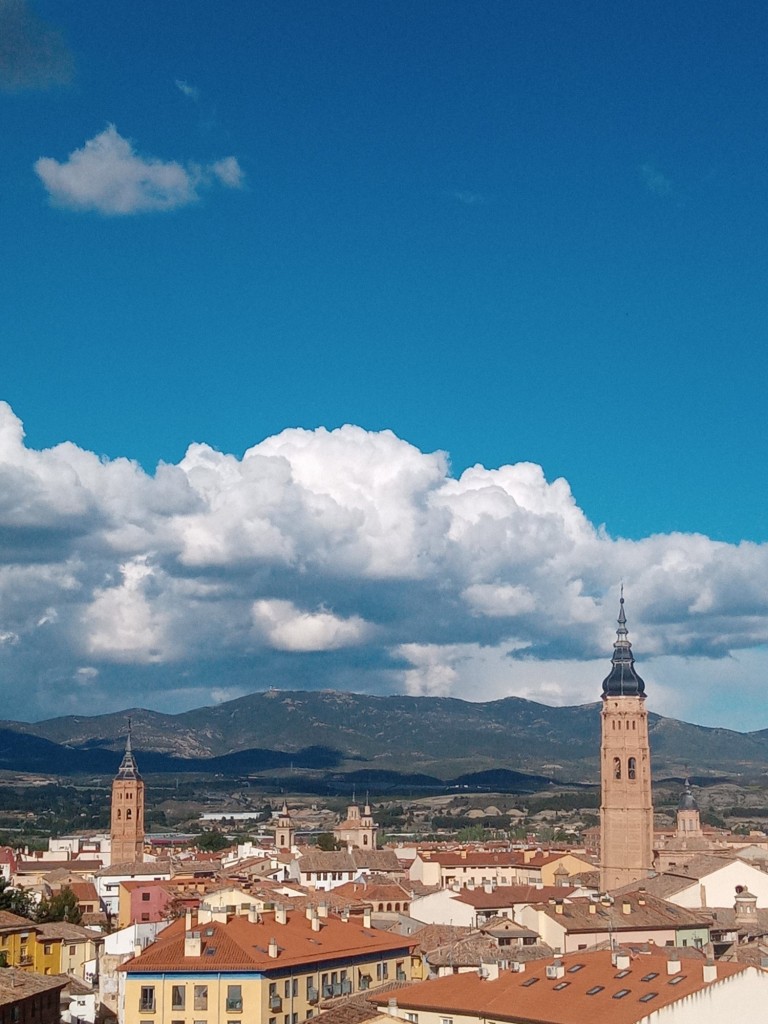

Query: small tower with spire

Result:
[676,779,703,839]
[110,719,145,865]
[599,593,654,890]
[274,801,295,852]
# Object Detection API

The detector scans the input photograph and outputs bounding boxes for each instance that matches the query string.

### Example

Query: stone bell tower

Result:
[110,720,145,865]
[599,594,654,891]
[275,801,295,851]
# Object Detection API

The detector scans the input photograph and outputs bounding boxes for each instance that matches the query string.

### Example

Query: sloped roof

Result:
[533,894,710,934]
[123,910,414,974]
[0,969,67,1005]
[370,949,748,1024]
[454,885,576,908]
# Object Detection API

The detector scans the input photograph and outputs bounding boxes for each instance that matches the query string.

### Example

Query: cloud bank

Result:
[0,402,766,726]
[34,126,244,214]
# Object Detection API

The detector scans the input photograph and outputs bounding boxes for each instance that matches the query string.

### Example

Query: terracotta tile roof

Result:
[454,885,576,908]
[16,859,102,873]
[332,881,411,903]
[67,882,99,901]
[407,924,472,955]
[370,949,748,1024]
[0,969,67,1004]
[0,911,35,930]
[426,934,552,968]
[298,851,402,874]
[36,921,102,942]
[533,894,710,933]
[123,910,414,974]
[95,860,171,877]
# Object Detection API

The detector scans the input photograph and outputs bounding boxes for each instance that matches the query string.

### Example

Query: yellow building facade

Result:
[123,906,413,1024]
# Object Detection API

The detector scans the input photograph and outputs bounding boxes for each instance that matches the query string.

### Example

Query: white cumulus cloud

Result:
[34,125,244,215]
[0,399,767,726]
[252,599,371,652]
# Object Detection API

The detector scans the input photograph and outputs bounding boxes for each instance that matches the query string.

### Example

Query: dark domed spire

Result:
[116,718,141,780]
[601,591,646,698]
[678,778,698,811]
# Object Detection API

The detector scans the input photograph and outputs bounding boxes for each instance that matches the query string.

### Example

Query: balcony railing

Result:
[307,988,319,1004]
[269,995,282,1011]
[341,980,352,995]
[396,970,407,982]
[226,1000,243,1013]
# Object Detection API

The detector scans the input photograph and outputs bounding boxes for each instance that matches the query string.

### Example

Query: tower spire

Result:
[116,718,141,780]
[601,592,646,698]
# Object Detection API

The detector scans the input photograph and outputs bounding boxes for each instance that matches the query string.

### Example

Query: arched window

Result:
[126,808,132,819]
[628,757,637,780]
[116,808,121,820]
[613,757,621,779]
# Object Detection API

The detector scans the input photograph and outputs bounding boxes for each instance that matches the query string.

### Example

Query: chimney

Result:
[311,916,321,932]
[306,906,314,920]
[248,906,259,924]
[341,908,350,922]
[666,956,682,975]
[363,907,372,929]
[185,908,193,931]
[622,901,631,915]
[268,937,279,959]
[554,901,564,915]
[275,905,287,925]
[615,953,630,970]
[484,882,493,894]
[588,903,596,915]
[184,931,202,958]
[703,960,717,983]
[318,902,329,918]
[387,998,398,1017]
[133,941,143,959]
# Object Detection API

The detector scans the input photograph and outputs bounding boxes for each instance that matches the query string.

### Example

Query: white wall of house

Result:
[409,889,474,927]
[667,861,768,909]
[643,967,768,1023]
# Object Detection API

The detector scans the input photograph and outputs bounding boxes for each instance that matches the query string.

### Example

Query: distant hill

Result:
[0,690,766,783]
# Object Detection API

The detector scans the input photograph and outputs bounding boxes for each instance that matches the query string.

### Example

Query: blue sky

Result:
[2,1,768,730]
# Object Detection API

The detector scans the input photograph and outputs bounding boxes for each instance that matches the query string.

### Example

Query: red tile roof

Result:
[454,885,576,908]
[370,949,748,1024]
[123,911,414,974]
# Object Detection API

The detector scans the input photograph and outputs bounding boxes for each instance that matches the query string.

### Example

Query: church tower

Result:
[599,595,654,891]
[274,801,295,852]
[110,721,145,865]
[676,779,703,839]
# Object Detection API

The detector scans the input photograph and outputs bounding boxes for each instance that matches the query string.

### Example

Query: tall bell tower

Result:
[110,720,145,865]
[599,594,654,891]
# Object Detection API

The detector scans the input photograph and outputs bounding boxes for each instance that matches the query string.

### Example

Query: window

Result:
[172,986,185,1010]
[641,973,659,982]
[613,989,630,999]
[139,987,156,1013]
[639,993,658,1003]
[376,963,389,981]
[440,1018,454,1024]
[142,892,151,901]
[553,982,569,991]
[226,986,243,1012]
[194,986,208,1011]
[586,986,604,996]
[613,757,621,779]
[43,944,52,954]
[628,757,637,780]
[405,1015,418,1023]
[69,945,76,956]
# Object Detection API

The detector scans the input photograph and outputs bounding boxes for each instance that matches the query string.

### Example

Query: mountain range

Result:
[1,690,766,785]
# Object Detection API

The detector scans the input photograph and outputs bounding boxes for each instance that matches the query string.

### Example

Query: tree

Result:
[315,833,338,851]
[35,887,82,925]
[0,878,35,920]
[196,832,230,853]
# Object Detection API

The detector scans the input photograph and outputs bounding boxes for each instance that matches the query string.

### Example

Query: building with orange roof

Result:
[369,947,768,1024]
[121,903,415,1024]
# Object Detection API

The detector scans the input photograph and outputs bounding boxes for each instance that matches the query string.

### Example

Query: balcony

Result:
[307,988,319,1004]
[341,981,352,995]
[396,970,407,982]
[226,1001,243,1013]
[269,995,282,1012]
[322,986,334,1000]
